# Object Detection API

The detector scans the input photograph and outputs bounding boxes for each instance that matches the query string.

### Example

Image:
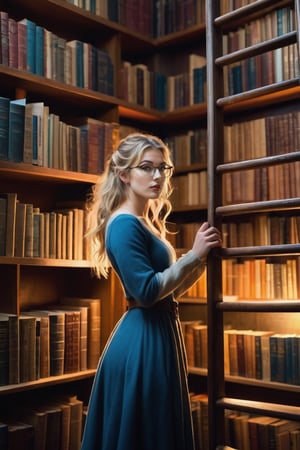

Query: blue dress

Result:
[80,214,195,450]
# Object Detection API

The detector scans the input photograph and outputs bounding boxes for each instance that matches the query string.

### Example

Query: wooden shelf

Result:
[0,256,92,268]
[0,160,98,184]
[0,370,96,396]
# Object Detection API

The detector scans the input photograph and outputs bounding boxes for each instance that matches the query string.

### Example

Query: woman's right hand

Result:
[192,222,222,261]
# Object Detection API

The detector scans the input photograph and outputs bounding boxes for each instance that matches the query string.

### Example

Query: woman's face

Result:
[123,148,168,204]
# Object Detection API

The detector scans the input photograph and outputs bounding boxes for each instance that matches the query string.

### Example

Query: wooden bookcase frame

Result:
[206,0,300,448]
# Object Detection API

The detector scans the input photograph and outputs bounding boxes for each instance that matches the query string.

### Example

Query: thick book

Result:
[60,394,83,450]
[47,401,71,450]
[20,409,47,450]
[19,18,36,73]
[19,315,37,382]
[28,310,65,376]
[61,297,101,369]
[0,192,17,257]
[8,17,18,69]
[43,406,62,450]
[46,311,65,376]
[17,20,27,71]
[7,421,34,450]
[53,304,87,371]
[22,311,50,378]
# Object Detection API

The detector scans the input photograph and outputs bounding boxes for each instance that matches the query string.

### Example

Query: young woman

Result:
[81,133,222,450]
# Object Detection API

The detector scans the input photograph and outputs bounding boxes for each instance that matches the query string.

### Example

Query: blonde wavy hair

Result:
[86,133,174,278]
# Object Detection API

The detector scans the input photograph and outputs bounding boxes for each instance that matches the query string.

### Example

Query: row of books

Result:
[1,9,208,111]
[223,6,295,53]
[154,0,205,37]
[223,257,300,300]
[0,394,84,450]
[222,215,300,248]
[224,43,299,95]
[224,329,300,384]
[0,193,89,260]
[183,322,300,386]
[176,255,300,301]
[0,96,120,173]
[120,55,207,110]
[172,219,300,266]
[64,0,206,38]
[166,127,207,168]
[224,111,300,162]
[171,171,208,209]
[222,162,300,205]
[181,322,207,369]
[0,11,114,95]
[65,0,153,36]
[224,409,300,450]
[0,297,101,386]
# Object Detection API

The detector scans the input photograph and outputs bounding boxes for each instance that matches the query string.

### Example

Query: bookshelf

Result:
[0,0,210,448]
[206,0,300,448]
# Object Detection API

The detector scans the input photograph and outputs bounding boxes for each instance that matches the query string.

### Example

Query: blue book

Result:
[8,98,26,162]
[19,18,36,73]
[89,0,96,13]
[0,96,10,160]
[76,41,84,88]
[108,0,118,22]
[194,66,206,104]
[155,73,167,111]
[277,8,284,36]
[35,25,44,76]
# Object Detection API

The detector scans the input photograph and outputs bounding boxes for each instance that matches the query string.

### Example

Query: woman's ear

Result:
[119,170,130,184]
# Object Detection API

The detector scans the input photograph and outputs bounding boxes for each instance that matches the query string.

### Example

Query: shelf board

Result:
[0,370,96,396]
[0,160,98,184]
[0,256,92,268]
[172,205,207,213]
[154,22,206,48]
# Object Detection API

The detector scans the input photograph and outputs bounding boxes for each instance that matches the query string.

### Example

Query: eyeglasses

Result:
[128,164,173,177]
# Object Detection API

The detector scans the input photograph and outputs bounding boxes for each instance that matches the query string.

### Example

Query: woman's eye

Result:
[141,165,153,172]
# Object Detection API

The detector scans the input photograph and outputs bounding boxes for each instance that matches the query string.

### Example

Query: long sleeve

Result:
[106,215,204,307]
[156,251,205,300]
